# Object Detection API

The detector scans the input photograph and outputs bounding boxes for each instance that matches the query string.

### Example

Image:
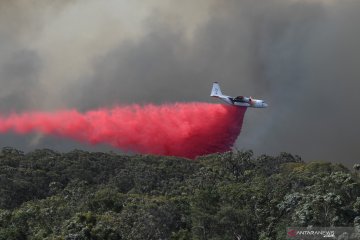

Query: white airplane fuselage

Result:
[210,82,268,108]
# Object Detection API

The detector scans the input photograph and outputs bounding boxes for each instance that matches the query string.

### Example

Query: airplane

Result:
[210,82,268,108]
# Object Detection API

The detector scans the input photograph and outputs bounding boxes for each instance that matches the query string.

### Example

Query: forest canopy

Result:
[0,147,359,239]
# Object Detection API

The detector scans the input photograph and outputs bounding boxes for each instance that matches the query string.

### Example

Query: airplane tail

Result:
[210,82,223,97]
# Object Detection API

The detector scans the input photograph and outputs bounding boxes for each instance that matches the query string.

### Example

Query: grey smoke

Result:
[0,0,359,165]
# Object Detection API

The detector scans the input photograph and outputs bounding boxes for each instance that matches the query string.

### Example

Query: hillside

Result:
[0,147,359,239]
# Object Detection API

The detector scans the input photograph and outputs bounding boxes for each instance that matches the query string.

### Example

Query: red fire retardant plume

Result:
[0,103,246,159]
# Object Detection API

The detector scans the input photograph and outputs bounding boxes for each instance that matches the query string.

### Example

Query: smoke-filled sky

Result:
[0,0,359,165]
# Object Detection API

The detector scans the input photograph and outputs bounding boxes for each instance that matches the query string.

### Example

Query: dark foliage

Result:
[0,147,359,239]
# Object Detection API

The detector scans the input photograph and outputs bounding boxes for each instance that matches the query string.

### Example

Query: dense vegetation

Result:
[0,147,359,239]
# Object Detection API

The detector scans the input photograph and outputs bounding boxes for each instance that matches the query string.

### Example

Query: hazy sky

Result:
[0,0,359,165]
